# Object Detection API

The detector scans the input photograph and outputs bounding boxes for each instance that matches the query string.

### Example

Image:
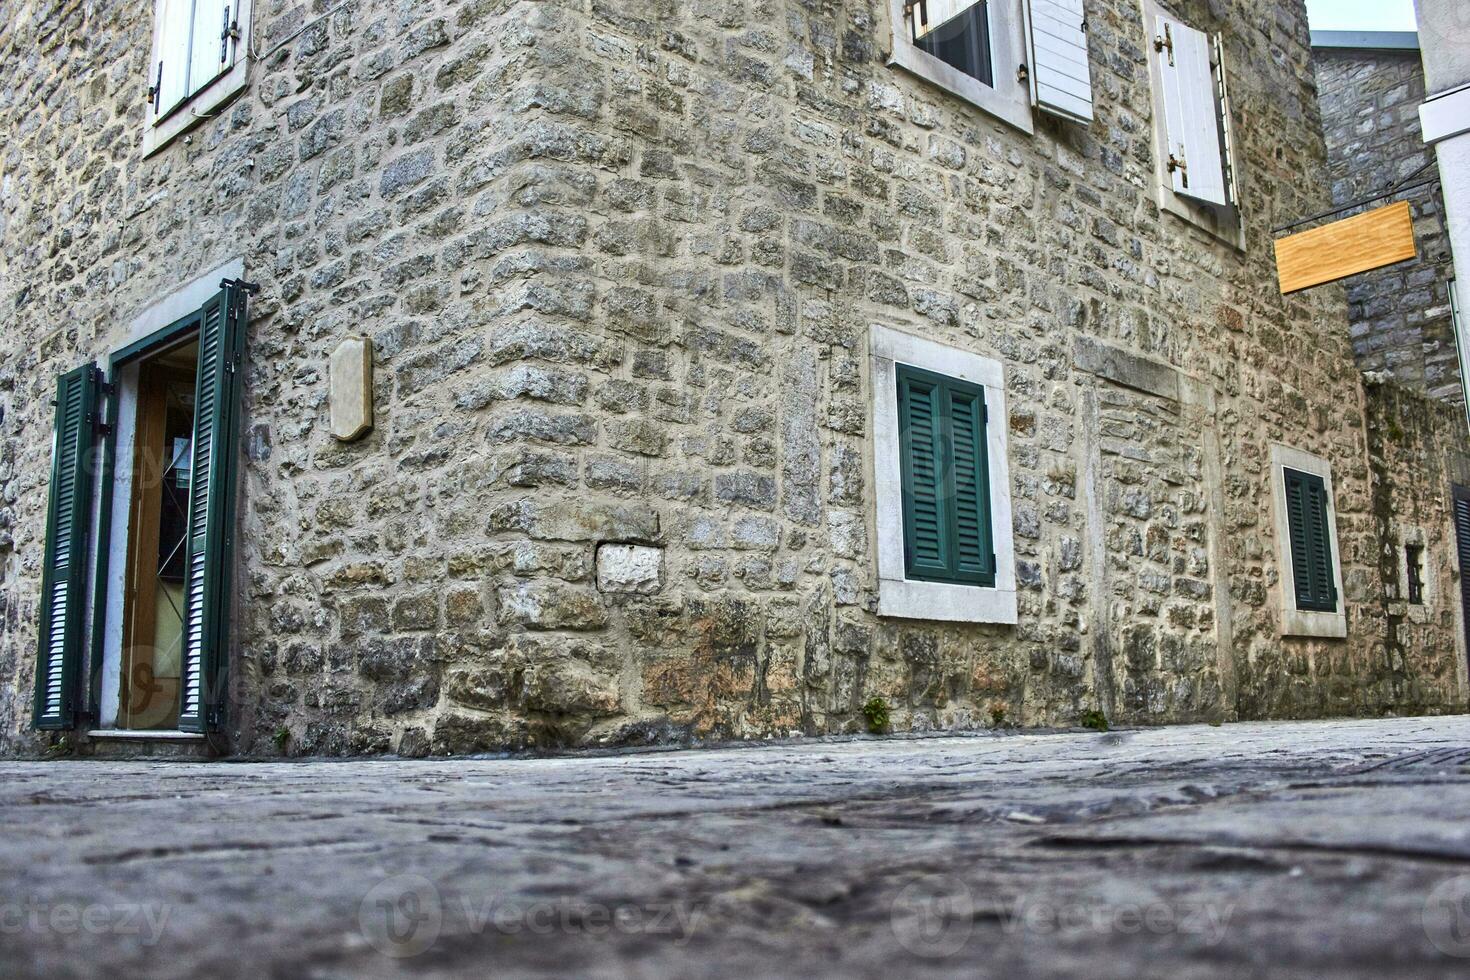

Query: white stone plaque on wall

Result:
[330,336,374,442]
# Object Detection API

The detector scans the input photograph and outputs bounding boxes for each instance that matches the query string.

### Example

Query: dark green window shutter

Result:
[898,370,950,578]
[1283,468,1337,613]
[179,285,248,733]
[897,365,996,588]
[33,365,101,730]
[947,383,994,579]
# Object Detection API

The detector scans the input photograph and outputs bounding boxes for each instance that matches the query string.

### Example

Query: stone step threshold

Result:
[84,730,207,742]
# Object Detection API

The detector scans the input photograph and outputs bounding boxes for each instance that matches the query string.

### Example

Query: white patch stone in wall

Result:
[596,545,665,595]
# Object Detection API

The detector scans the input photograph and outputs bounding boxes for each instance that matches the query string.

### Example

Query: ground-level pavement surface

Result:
[5,716,1470,978]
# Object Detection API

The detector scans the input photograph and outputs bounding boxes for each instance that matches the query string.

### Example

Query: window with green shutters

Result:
[31,279,251,733]
[896,364,996,587]
[1283,467,1337,613]
[33,366,102,730]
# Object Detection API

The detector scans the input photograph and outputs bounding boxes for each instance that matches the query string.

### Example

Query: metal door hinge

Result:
[221,6,238,63]
[1168,152,1188,187]
[1154,24,1175,65]
[149,62,163,112]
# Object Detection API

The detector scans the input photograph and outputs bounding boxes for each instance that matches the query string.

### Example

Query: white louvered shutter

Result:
[909,0,986,41]
[1155,14,1228,207]
[1026,0,1093,123]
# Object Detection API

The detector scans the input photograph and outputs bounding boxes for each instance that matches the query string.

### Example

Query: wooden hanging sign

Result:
[1274,200,1417,294]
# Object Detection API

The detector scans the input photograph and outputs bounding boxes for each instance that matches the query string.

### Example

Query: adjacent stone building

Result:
[1312,29,1470,713]
[1313,30,1461,404]
[0,0,1465,758]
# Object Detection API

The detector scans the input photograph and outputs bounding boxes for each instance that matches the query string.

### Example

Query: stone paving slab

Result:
[3,717,1470,978]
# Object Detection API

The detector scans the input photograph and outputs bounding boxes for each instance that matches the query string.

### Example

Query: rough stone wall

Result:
[1363,379,1470,708]
[0,0,1464,758]
[1314,45,1460,404]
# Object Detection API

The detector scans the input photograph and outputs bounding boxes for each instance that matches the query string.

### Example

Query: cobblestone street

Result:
[5,717,1470,978]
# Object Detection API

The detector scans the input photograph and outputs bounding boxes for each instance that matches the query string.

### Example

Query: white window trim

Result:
[884,0,1035,135]
[1139,0,1244,250]
[1394,526,1436,624]
[1269,444,1347,639]
[871,324,1018,624]
[143,0,254,158]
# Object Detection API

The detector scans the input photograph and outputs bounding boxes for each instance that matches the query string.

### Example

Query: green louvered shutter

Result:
[1284,468,1337,613]
[899,369,950,578]
[897,365,996,588]
[947,383,994,583]
[179,285,248,733]
[33,365,100,730]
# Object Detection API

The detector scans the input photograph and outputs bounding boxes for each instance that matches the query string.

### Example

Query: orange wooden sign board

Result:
[1274,200,1417,294]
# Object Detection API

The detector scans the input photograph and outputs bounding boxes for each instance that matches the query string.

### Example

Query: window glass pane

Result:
[915,3,993,88]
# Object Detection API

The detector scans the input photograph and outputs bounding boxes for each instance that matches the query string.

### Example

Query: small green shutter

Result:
[947,383,994,579]
[897,365,996,588]
[898,371,950,578]
[1284,468,1337,613]
[33,365,100,730]
[179,285,248,733]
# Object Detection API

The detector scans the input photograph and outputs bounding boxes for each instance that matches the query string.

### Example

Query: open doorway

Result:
[32,271,249,737]
[115,341,198,730]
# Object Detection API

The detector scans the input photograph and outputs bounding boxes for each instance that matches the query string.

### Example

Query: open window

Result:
[32,278,251,734]
[145,0,253,155]
[1142,1,1243,246]
[886,0,1094,133]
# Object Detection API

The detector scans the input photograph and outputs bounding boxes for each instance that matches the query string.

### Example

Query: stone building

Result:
[0,0,1465,758]
[1311,28,1470,719]
[1312,30,1462,406]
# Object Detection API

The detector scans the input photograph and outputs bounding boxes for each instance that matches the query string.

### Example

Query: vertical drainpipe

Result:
[1450,280,1470,436]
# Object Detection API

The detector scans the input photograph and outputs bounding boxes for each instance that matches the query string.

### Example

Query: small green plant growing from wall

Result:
[1079,709,1109,733]
[863,697,891,735]
[988,700,1010,728]
[273,727,291,754]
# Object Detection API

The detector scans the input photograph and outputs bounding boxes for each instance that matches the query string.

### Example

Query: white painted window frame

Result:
[1269,444,1347,639]
[870,324,1018,625]
[1139,0,1245,250]
[1394,525,1436,624]
[885,0,1035,135]
[144,0,254,158]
